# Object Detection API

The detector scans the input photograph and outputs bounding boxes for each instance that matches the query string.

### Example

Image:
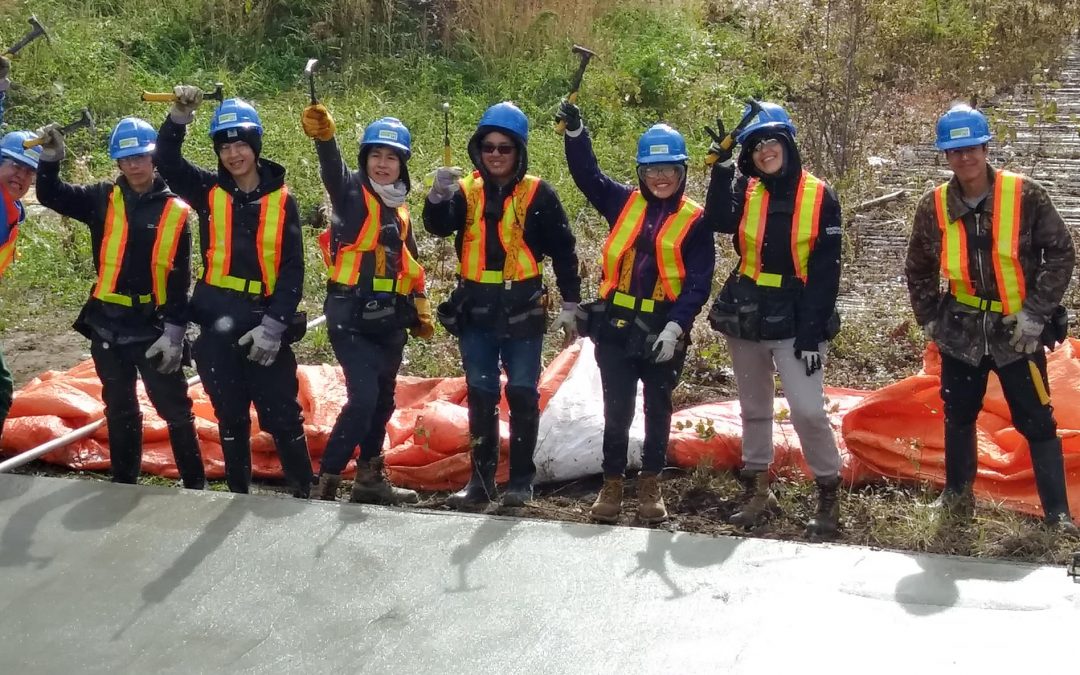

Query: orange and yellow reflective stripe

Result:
[206,186,234,288]
[0,227,19,277]
[94,187,130,302]
[936,184,975,297]
[791,172,825,282]
[256,187,287,296]
[737,179,768,282]
[460,172,485,281]
[329,188,382,285]
[150,197,190,305]
[992,171,1025,315]
[599,194,647,298]
[655,197,702,299]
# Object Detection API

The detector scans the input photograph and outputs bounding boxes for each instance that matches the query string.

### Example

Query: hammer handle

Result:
[554,91,580,135]
[142,92,177,103]
[704,135,737,167]
[443,145,452,167]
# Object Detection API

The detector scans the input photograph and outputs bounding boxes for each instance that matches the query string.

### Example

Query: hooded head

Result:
[468,101,529,185]
[736,102,802,190]
[635,123,689,202]
[358,116,412,192]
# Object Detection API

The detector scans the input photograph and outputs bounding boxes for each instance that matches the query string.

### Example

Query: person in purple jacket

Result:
[558,100,715,524]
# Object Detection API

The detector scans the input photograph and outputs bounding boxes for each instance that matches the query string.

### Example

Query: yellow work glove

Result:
[411,297,435,340]
[301,103,336,141]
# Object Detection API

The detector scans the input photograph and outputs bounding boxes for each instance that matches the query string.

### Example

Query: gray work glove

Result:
[549,301,580,343]
[145,323,186,374]
[238,316,287,367]
[36,123,66,163]
[652,321,683,364]
[427,166,463,204]
[169,85,204,125]
[1003,309,1043,354]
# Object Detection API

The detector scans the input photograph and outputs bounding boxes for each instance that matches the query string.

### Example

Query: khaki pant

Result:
[726,336,840,478]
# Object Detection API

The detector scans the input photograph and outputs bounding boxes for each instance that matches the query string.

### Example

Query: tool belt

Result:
[325,282,417,335]
[708,272,840,342]
[190,280,307,343]
[577,291,678,360]
[438,276,547,339]
[74,295,161,344]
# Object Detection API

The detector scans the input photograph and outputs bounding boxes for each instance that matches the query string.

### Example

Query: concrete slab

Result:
[0,474,1076,674]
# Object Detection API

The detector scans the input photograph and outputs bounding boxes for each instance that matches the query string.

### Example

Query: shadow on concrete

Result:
[446,517,518,594]
[627,530,743,600]
[0,482,95,569]
[315,502,368,560]
[61,483,149,532]
[0,474,33,503]
[894,552,1034,616]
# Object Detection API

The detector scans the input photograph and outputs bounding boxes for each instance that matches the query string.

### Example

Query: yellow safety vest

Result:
[205,185,287,296]
[737,170,826,287]
[94,186,190,307]
[0,185,22,277]
[459,171,541,284]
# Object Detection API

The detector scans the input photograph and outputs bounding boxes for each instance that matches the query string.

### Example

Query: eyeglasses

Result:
[944,145,985,158]
[642,165,679,179]
[481,143,516,155]
[752,138,781,154]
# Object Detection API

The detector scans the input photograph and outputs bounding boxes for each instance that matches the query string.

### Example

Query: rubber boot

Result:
[167,417,206,490]
[636,472,667,524]
[220,429,252,494]
[502,385,539,507]
[446,389,499,508]
[312,473,342,502]
[805,475,841,539]
[350,456,419,504]
[108,414,144,485]
[930,421,978,524]
[590,476,624,523]
[1029,437,1080,534]
[274,432,314,499]
[728,470,779,527]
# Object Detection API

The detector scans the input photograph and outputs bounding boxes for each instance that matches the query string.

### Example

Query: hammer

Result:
[23,108,95,148]
[704,98,765,167]
[555,44,596,135]
[3,15,52,57]
[441,102,451,166]
[141,82,224,104]
[304,59,319,104]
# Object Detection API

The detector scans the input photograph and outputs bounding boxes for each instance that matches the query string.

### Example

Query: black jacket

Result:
[36,160,191,339]
[155,117,304,331]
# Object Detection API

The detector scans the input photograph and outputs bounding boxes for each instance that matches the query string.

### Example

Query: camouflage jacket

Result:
[905,165,1075,367]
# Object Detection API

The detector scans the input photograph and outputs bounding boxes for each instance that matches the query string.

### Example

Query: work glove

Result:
[145,323,186,374]
[921,320,936,343]
[555,99,582,134]
[549,301,580,343]
[705,118,732,164]
[237,316,287,367]
[796,349,823,377]
[652,321,683,364]
[0,55,9,92]
[35,123,66,163]
[428,166,463,204]
[411,297,435,340]
[1003,309,1043,354]
[301,103,336,141]
[169,85,203,125]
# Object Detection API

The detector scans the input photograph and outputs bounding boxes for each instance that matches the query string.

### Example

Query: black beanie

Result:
[213,126,262,158]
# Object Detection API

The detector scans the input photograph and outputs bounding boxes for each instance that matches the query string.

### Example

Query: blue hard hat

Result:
[636,124,689,165]
[361,117,412,159]
[0,131,41,170]
[735,101,797,146]
[935,104,991,150]
[477,101,529,145]
[208,98,263,138]
[109,117,157,160]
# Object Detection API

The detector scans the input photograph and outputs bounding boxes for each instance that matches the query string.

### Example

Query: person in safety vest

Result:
[34,118,206,488]
[301,103,433,504]
[906,104,1077,532]
[154,87,314,498]
[703,101,844,539]
[0,130,38,445]
[423,101,581,509]
[557,101,714,523]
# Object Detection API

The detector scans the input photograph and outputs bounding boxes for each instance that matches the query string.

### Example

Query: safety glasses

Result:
[642,164,679,179]
[481,143,516,155]
[752,138,782,154]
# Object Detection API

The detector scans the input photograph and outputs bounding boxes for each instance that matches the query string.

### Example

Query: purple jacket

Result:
[564,128,714,331]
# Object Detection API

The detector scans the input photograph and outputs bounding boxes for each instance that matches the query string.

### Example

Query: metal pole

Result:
[0,314,328,473]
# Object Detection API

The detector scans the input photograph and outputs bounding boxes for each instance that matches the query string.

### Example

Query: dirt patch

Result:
[1,330,89,387]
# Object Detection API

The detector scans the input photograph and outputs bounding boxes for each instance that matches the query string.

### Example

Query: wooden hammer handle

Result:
[141,92,177,103]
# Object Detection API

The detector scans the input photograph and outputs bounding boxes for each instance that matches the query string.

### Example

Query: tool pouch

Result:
[575,300,606,343]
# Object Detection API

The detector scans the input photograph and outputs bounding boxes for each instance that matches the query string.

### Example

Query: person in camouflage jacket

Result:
[906,104,1077,532]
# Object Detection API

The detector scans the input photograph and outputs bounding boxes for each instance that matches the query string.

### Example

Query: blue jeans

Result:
[459,327,543,397]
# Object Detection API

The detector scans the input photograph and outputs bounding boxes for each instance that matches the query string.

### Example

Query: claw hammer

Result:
[304,59,319,104]
[704,98,764,167]
[141,82,225,104]
[3,15,52,57]
[555,44,596,135]
[23,108,95,148]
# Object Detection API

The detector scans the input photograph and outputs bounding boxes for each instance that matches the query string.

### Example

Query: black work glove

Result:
[556,99,582,133]
[705,118,732,164]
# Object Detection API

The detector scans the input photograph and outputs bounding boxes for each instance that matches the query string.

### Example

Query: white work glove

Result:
[797,349,823,376]
[921,319,936,343]
[427,166,463,204]
[238,316,287,367]
[145,323,186,374]
[1003,309,1043,354]
[549,302,579,343]
[169,85,204,125]
[652,321,683,363]
[36,123,66,163]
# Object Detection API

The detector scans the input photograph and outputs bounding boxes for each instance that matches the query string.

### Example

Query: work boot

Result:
[167,417,205,490]
[503,385,539,508]
[312,473,342,502]
[107,414,144,485]
[447,389,499,509]
[590,476,624,523]
[927,487,975,525]
[636,472,667,524]
[350,456,418,505]
[805,475,841,539]
[943,421,978,494]
[1029,437,1079,535]
[274,432,314,499]
[728,470,779,527]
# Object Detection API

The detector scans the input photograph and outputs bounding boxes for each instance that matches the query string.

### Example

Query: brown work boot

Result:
[727,470,779,528]
[636,472,668,524]
[805,476,841,539]
[349,457,419,505]
[312,473,341,502]
[1043,511,1080,536]
[927,487,975,525]
[590,476,624,523]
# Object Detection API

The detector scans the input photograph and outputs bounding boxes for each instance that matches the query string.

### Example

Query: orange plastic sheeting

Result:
[842,339,1080,517]
[0,345,581,491]
[668,388,874,484]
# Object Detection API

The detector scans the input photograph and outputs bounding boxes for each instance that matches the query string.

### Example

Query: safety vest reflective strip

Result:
[655,198,703,299]
[737,179,769,283]
[739,171,825,287]
[459,172,541,283]
[327,189,382,285]
[598,196,647,298]
[206,186,286,296]
[935,171,1025,314]
[396,210,426,295]
[791,172,825,282]
[150,197,191,305]
[0,188,22,277]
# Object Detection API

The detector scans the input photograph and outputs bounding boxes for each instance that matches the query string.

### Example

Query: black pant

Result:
[320,327,406,474]
[595,339,686,477]
[194,328,313,494]
[0,342,12,445]
[90,338,205,488]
